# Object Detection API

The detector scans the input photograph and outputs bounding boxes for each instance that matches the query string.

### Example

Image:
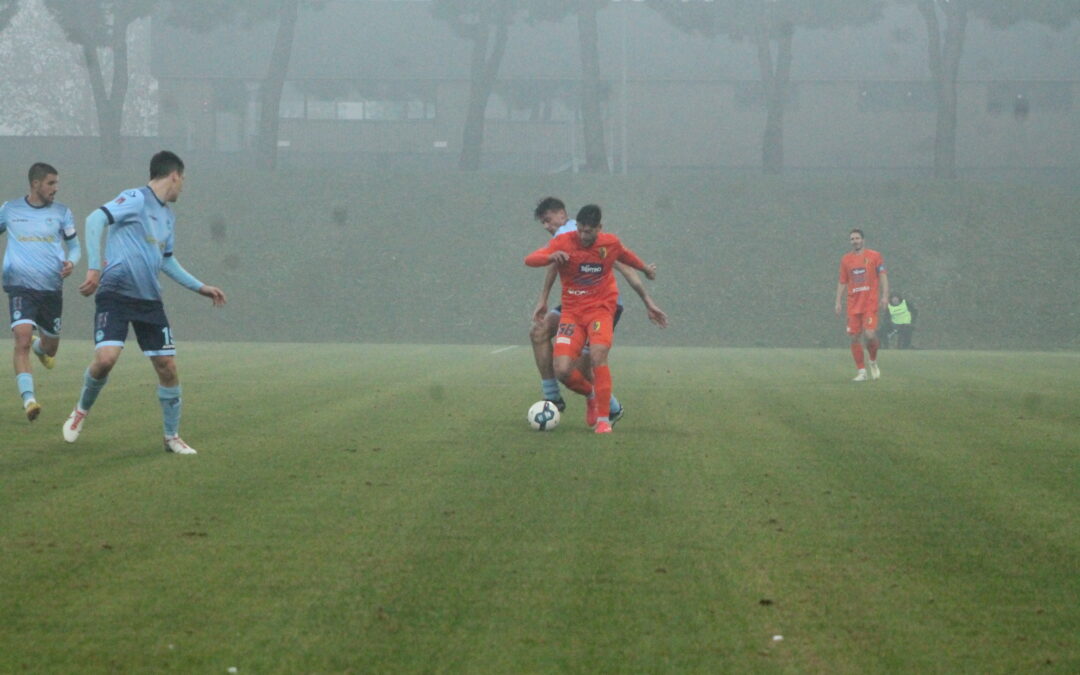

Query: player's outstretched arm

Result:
[616,247,655,279]
[161,256,224,306]
[198,285,227,307]
[62,234,81,279]
[532,265,559,323]
[645,300,668,328]
[614,262,667,328]
[79,209,109,296]
[525,246,568,267]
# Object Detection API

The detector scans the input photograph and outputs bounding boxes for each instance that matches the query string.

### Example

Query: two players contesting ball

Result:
[524,204,666,434]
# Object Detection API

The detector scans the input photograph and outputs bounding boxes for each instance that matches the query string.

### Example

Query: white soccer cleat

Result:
[62,408,87,442]
[164,436,198,455]
[852,369,868,382]
[868,361,880,380]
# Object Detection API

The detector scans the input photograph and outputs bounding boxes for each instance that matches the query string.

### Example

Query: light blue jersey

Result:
[553,219,577,237]
[97,187,176,301]
[0,197,77,291]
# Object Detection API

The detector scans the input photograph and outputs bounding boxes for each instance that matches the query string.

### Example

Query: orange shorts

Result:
[553,307,615,359]
[846,311,879,335]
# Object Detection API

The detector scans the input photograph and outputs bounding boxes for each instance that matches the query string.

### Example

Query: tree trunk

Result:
[459,18,510,171]
[919,0,968,179]
[577,4,607,173]
[756,20,793,175]
[81,20,130,168]
[257,0,300,171]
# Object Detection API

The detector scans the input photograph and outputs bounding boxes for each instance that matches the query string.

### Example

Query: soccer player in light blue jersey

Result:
[1,162,81,421]
[62,151,226,455]
[527,197,667,426]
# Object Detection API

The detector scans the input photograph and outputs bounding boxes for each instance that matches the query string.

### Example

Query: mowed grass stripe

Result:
[0,343,1077,673]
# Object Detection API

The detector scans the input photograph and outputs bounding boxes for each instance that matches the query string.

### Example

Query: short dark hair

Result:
[534,197,566,220]
[850,228,864,238]
[576,204,602,227]
[28,162,58,185]
[149,151,184,180]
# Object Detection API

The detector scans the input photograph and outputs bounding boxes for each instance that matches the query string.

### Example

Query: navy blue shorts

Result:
[94,291,175,356]
[6,286,63,337]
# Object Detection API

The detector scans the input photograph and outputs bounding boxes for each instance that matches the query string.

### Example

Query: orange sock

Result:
[850,342,865,369]
[562,369,593,397]
[867,338,879,361]
[592,365,612,420]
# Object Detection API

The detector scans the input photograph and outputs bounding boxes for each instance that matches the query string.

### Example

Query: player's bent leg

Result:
[150,354,179,387]
[65,346,122,442]
[864,329,880,380]
[151,355,186,446]
[532,313,565,410]
[90,345,123,379]
[530,315,557,378]
[32,336,56,369]
[11,324,34,374]
[11,325,38,417]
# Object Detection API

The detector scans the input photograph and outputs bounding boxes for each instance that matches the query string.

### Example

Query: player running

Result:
[835,228,888,381]
[528,196,666,422]
[1,162,81,421]
[62,151,226,454]
[525,204,664,434]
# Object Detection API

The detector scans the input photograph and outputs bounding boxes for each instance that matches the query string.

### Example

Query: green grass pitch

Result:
[1,343,1077,673]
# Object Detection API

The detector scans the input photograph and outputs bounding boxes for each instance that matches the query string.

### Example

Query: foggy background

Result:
[1,0,1078,350]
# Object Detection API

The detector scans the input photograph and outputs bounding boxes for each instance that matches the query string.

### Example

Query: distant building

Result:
[150,0,1079,172]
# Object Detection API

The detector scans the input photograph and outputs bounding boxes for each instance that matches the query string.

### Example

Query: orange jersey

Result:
[525,231,646,314]
[839,248,885,315]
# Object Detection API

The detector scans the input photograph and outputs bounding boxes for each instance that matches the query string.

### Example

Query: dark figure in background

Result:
[885,292,917,349]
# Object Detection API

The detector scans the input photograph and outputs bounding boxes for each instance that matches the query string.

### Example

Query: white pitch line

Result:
[490,345,518,354]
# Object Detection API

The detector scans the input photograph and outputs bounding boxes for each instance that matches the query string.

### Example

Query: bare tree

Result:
[433,0,521,171]
[526,0,610,172]
[168,0,322,170]
[43,0,155,166]
[907,0,1080,178]
[0,0,19,31]
[651,0,882,174]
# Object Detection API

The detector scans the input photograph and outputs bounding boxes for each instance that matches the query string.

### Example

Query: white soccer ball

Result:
[527,400,560,431]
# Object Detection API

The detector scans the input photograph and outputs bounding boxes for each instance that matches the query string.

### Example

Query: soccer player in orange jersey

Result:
[835,228,889,381]
[524,204,663,433]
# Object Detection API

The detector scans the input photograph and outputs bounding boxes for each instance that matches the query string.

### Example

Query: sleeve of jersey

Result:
[99,190,143,226]
[616,245,647,271]
[84,209,109,270]
[161,255,204,293]
[62,208,81,265]
[65,232,82,267]
[525,243,557,267]
[0,203,7,235]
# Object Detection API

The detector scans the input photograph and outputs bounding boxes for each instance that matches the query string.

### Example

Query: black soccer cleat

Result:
[547,397,567,412]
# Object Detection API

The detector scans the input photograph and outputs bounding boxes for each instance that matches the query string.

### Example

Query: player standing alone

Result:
[525,204,662,433]
[1,163,81,421]
[62,151,226,454]
[835,228,888,381]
